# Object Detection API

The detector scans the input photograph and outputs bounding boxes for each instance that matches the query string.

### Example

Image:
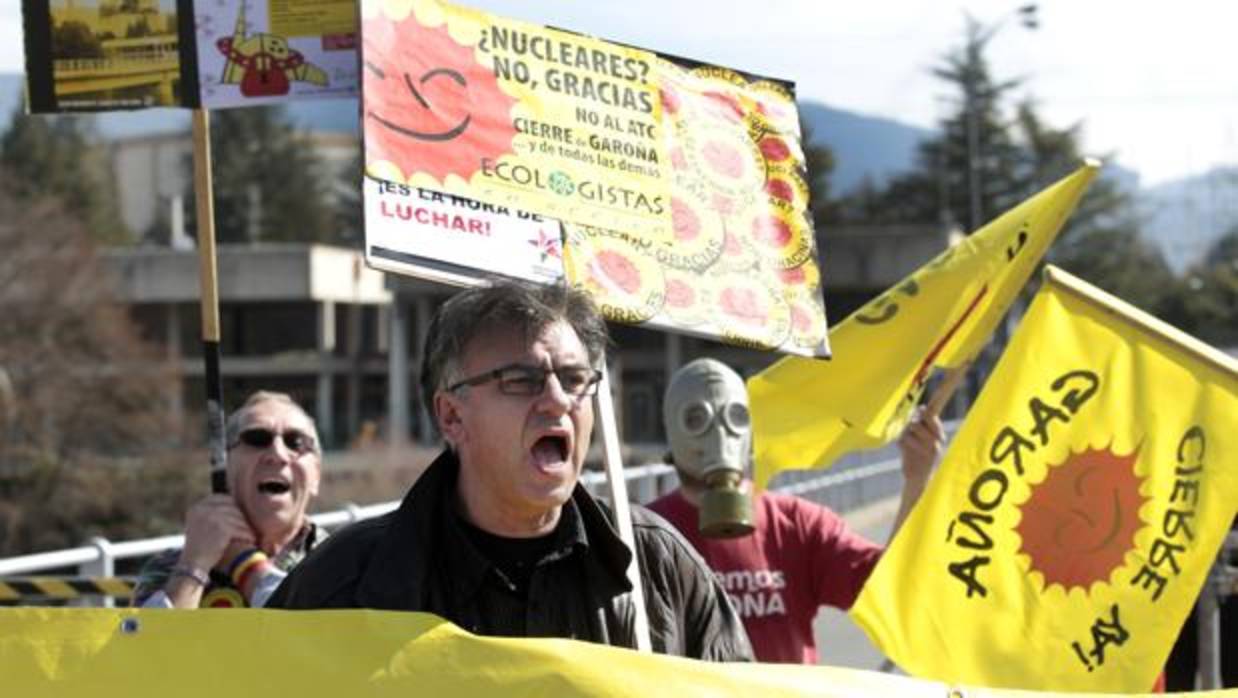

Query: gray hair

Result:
[225,391,321,454]
[419,281,609,420]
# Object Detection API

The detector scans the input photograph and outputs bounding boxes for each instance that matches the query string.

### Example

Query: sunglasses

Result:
[231,427,318,455]
[678,400,751,437]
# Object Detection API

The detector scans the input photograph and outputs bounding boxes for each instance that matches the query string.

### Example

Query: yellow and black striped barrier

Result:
[0,577,135,601]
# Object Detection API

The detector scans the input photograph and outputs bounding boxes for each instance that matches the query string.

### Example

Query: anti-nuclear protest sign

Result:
[851,266,1238,693]
[19,0,829,355]
[21,0,194,111]
[361,0,829,356]
[21,0,358,112]
[364,176,564,286]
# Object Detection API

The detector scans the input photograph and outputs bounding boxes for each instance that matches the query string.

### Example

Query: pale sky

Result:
[2,0,1235,186]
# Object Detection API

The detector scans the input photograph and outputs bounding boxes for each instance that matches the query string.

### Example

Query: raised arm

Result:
[889,408,944,542]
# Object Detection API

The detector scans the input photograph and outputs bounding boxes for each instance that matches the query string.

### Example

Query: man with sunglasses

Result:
[132,391,325,608]
[648,358,942,663]
[269,281,751,661]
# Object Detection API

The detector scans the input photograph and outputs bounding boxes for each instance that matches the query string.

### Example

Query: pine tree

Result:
[837,17,1179,321]
[844,19,1025,228]
[0,106,129,243]
[188,106,336,244]
[800,122,838,227]
[1175,229,1238,346]
[333,149,364,247]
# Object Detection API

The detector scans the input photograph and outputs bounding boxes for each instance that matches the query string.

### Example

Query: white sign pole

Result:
[593,363,653,652]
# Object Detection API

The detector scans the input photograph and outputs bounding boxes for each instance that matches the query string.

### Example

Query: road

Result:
[812,496,901,672]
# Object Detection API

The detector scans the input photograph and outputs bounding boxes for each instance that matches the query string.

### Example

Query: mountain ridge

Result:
[0,73,927,194]
[2,72,1231,267]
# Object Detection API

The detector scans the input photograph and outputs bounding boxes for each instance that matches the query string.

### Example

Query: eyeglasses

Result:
[230,428,319,455]
[678,400,751,437]
[447,363,603,398]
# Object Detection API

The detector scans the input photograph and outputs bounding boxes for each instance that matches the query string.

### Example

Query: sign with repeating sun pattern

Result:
[359,0,829,356]
[561,60,828,356]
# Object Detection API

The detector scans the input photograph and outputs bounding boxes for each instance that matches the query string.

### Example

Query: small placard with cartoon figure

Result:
[197,0,358,108]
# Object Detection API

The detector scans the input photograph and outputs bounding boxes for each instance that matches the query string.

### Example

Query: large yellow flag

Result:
[0,607,1218,697]
[748,162,1099,488]
[851,266,1238,693]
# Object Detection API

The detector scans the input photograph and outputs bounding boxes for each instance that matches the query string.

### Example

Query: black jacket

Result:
[268,449,751,661]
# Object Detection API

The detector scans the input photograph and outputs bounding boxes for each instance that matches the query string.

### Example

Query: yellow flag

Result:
[1,607,1215,697]
[851,266,1238,693]
[748,162,1099,488]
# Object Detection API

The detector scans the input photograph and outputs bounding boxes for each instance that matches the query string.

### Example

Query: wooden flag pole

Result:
[192,109,228,494]
[593,362,652,652]
[924,361,971,419]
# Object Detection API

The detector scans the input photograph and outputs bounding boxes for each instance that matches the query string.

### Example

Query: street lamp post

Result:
[964,4,1038,232]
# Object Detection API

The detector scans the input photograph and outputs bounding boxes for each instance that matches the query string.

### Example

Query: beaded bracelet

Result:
[169,565,210,588]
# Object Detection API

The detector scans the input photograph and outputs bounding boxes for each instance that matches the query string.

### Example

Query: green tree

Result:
[797,122,837,226]
[840,17,1179,320]
[187,106,337,244]
[333,149,364,247]
[1175,229,1238,347]
[844,19,1025,228]
[0,105,129,243]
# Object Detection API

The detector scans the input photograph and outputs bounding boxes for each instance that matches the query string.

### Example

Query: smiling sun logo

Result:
[1016,445,1147,591]
[363,8,518,183]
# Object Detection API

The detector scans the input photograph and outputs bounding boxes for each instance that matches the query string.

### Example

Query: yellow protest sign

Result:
[748,162,1098,486]
[362,0,670,241]
[561,66,827,355]
[360,0,826,356]
[851,266,1238,693]
[269,0,358,37]
[3,607,1218,697]
[23,0,189,111]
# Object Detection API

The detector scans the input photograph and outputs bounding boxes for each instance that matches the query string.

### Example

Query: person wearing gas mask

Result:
[647,358,941,663]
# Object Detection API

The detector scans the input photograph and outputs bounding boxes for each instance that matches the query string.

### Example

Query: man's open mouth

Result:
[258,479,291,495]
[531,435,569,466]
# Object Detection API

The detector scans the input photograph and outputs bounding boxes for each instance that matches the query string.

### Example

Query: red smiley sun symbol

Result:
[362,11,518,182]
[1016,445,1147,591]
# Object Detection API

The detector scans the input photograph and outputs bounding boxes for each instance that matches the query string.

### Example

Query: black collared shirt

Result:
[445,502,592,638]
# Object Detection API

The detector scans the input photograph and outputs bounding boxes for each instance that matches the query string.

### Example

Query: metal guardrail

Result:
[0,460,898,587]
[0,464,671,579]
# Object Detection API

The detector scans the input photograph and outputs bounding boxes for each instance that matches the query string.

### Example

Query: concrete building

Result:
[107,244,391,449]
[108,130,358,243]
[103,222,950,451]
[99,123,953,451]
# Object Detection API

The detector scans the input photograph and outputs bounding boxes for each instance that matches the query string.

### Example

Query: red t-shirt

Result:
[648,489,882,664]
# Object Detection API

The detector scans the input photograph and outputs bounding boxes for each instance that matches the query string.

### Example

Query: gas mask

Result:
[663,358,754,538]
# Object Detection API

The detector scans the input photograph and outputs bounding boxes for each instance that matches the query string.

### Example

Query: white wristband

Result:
[168,565,210,588]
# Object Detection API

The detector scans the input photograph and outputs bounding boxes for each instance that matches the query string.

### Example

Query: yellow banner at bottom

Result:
[3,608,1233,697]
